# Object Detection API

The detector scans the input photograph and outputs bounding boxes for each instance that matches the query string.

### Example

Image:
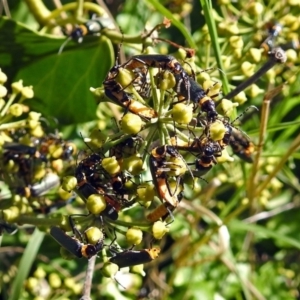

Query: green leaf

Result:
[9,228,45,300]
[0,17,114,124]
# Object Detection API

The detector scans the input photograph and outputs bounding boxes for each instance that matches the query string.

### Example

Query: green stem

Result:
[0,94,17,117]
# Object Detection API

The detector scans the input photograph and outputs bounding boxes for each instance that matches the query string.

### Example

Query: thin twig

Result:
[80,256,97,300]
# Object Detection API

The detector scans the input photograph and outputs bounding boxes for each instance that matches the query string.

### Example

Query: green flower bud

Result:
[197,70,210,83]
[204,80,222,97]
[137,184,155,202]
[288,0,300,5]
[219,99,238,117]
[172,103,193,124]
[121,113,142,134]
[88,129,106,148]
[101,262,119,278]
[159,71,176,90]
[167,157,187,176]
[126,227,143,245]
[64,278,77,289]
[27,119,40,129]
[249,48,263,63]
[58,187,73,200]
[8,103,24,116]
[49,273,62,288]
[0,69,7,83]
[130,264,146,276]
[2,206,20,222]
[48,144,63,159]
[116,68,135,88]
[286,49,298,62]
[21,86,34,99]
[0,85,7,98]
[30,125,44,138]
[25,277,39,293]
[33,267,46,279]
[266,69,276,84]
[28,111,41,121]
[121,154,143,175]
[221,55,232,70]
[11,80,23,94]
[61,176,77,192]
[152,220,169,239]
[102,156,121,175]
[229,36,243,49]
[209,120,226,141]
[233,91,247,104]
[233,48,242,59]
[248,2,264,15]
[86,194,107,214]
[227,22,239,35]
[248,84,264,98]
[85,227,104,245]
[216,148,234,163]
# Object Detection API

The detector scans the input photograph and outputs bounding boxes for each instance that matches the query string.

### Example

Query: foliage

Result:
[0,0,300,299]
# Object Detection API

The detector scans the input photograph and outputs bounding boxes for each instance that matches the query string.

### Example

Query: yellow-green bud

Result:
[58,187,73,200]
[286,49,298,63]
[121,113,142,134]
[152,220,169,239]
[172,103,193,124]
[130,264,146,276]
[226,22,239,35]
[11,80,23,94]
[248,2,264,15]
[126,227,143,245]
[49,273,62,288]
[25,277,39,292]
[159,70,176,90]
[101,262,119,278]
[8,103,23,117]
[121,154,143,175]
[137,184,155,202]
[167,157,187,176]
[64,278,76,289]
[30,125,44,138]
[0,69,7,83]
[2,206,20,222]
[248,84,264,98]
[249,48,263,63]
[229,36,243,49]
[28,111,41,121]
[48,144,63,159]
[0,85,7,98]
[219,99,238,116]
[288,0,300,5]
[216,148,234,163]
[28,119,40,129]
[116,68,135,88]
[102,156,121,175]
[209,120,226,141]
[233,48,242,59]
[233,91,247,104]
[221,55,232,70]
[85,227,104,245]
[197,70,211,83]
[21,86,34,99]
[34,267,46,279]
[86,194,107,214]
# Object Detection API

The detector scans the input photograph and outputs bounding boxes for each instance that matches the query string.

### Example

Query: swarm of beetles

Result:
[0,18,289,283]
